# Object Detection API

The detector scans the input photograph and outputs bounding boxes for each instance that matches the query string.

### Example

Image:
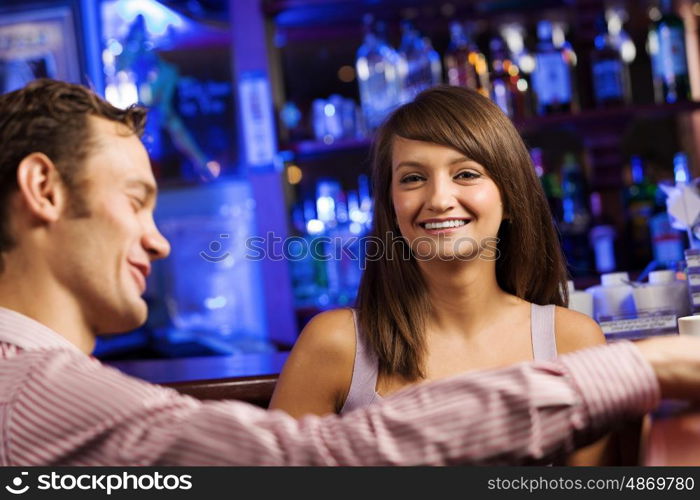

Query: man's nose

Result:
[143,226,171,261]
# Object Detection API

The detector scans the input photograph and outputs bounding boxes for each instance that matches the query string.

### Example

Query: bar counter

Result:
[107,351,289,408]
[643,402,700,466]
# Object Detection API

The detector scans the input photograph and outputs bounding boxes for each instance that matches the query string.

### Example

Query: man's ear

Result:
[15,153,67,223]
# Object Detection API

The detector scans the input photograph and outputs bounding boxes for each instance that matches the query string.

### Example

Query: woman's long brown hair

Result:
[355,86,569,380]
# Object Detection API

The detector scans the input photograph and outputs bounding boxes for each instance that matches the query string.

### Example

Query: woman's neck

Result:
[419,260,517,336]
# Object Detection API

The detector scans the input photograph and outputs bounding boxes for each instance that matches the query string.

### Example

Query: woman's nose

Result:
[426,179,456,213]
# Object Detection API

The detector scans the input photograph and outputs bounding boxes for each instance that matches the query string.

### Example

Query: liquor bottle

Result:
[330,190,365,306]
[647,0,690,104]
[398,20,433,103]
[346,177,372,233]
[443,21,490,98]
[424,36,443,86]
[530,147,545,177]
[588,191,617,274]
[623,156,656,270]
[315,179,343,305]
[559,153,592,276]
[500,22,536,119]
[670,152,697,250]
[650,209,687,270]
[288,204,315,308]
[316,178,370,306]
[650,169,687,270]
[500,22,534,73]
[531,20,575,115]
[489,35,519,118]
[560,154,591,226]
[288,200,329,308]
[356,14,403,130]
[533,148,563,222]
[590,14,631,107]
[674,151,691,184]
[606,6,637,65]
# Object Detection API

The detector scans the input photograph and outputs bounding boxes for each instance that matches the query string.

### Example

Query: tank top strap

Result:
[531,303,558,361]
[340,309,380,414]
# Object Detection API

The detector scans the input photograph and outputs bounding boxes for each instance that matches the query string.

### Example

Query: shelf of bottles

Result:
[286,174,373,315]
[276,0,697,314]
[279,2,694,147]
[535,148,687,282]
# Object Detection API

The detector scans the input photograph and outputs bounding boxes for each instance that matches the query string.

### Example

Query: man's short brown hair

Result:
[0,78,147,259]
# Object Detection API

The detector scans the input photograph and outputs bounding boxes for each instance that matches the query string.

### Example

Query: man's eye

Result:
[400,174,424,184]
[130,197,145,210]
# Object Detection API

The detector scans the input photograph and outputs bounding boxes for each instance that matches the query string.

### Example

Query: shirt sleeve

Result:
[4,341,659,465]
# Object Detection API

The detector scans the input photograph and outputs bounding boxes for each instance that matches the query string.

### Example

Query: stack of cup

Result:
[586,272,636,322]
[632,270,690,317]
[566,280,594,317]
[685,249,700,314]
[678,315,700,337]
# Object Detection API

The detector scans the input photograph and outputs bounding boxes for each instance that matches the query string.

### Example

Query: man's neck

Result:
[0,266,95,354]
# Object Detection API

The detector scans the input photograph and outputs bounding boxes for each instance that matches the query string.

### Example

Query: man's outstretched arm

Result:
[6,341,659,465]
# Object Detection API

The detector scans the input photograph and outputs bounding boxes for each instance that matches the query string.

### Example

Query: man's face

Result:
[49,116,170,335]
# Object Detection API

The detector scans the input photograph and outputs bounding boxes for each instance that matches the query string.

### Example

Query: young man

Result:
[0,78,698,466]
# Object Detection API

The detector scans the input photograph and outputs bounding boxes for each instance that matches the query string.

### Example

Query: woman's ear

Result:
[15,153,67,223]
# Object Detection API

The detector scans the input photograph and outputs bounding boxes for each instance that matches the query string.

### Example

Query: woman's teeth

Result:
[423,220,468,230]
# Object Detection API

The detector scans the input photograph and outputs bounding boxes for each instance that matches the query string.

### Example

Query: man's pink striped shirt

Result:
[0,307,659,465]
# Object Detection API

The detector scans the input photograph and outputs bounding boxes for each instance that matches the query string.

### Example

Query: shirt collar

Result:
[0,307,82,352]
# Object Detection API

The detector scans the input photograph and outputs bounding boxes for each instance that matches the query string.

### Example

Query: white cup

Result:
[569,290,594,318]
[677,315,700,337]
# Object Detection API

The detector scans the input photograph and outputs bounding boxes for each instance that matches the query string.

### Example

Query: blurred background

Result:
[3,0,700,359]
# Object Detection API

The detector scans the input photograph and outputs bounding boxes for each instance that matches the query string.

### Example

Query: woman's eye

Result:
[455,171,480,180]
[400,174,424,184]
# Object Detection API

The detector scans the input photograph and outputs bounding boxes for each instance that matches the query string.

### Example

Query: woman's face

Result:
[390,137,505,262]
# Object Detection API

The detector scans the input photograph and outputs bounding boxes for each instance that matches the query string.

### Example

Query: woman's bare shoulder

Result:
[554,306,606,354]
[298,308,357,358]
[268,308,357,416]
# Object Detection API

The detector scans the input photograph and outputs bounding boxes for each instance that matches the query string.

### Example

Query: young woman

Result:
[270,86,607,464]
